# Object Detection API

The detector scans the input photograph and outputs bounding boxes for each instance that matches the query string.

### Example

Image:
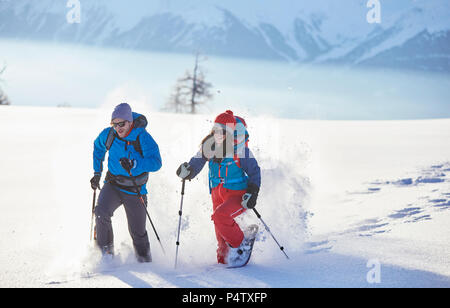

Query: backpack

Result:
[207,115,250,190]
[234,115,249,151]
[105,128,143,158]
[233,115,250,166]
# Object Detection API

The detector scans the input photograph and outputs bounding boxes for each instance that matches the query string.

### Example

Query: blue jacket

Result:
[188,147,261,193]
[93,112,162,195]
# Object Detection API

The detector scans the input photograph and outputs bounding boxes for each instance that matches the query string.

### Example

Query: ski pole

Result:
[125,169,166,255]
[174,179,186,269]
[90,188,97,242]
[253,208,289,259]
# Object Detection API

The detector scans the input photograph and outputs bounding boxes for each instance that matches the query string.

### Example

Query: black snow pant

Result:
[95,182,150,257]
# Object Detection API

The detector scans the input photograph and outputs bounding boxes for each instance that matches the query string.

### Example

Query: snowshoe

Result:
[227,224,258,268]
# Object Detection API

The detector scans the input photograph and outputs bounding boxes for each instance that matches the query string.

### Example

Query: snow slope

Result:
[0,105,449,288]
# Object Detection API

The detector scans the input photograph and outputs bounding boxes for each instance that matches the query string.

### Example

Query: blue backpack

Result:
[208,114,250,191]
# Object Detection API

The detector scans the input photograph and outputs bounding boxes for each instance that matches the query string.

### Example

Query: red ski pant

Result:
[211,184,247,264]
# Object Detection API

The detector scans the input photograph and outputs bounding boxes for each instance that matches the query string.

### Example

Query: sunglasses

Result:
[111,120,128,128]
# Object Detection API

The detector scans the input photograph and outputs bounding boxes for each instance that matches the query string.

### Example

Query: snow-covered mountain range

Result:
[0,0,449,72]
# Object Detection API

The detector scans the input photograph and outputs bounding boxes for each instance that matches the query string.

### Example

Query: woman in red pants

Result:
[177,110,261,265]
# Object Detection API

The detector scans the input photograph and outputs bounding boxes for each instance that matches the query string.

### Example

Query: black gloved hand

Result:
[90,173,101,190]
[120,158,136,174]
[176,162,194,180]
[241,183,259,209]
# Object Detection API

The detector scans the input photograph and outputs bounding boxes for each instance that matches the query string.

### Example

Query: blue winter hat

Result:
[111,103,133,122]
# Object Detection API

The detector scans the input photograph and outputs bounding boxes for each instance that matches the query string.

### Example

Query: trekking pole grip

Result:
[181,179,186,195]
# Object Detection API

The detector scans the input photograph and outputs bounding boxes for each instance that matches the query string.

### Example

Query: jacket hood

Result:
[118,112,148,141]
[132,112,148,129]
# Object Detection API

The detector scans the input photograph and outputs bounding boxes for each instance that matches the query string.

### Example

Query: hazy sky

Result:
[1,39,449,120]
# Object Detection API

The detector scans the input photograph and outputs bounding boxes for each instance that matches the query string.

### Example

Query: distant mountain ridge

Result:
[0,0,449,72]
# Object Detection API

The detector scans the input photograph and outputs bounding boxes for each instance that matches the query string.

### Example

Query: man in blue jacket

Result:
[90,103,162,262]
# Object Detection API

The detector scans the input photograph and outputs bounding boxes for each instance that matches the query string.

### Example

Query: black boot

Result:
[100,244,114,260]
[134,244,152,263]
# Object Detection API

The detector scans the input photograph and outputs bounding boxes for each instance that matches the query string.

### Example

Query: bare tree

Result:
[0,64,11,106]
[164,53,213,114]
[163,83,185,113]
